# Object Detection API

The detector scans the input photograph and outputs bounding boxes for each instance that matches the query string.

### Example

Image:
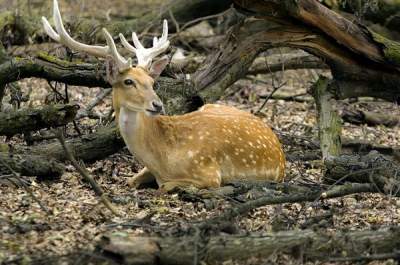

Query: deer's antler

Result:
[42,0,131,71]
[119,19,170,69]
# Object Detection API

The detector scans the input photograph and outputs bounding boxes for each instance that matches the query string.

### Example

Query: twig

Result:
[0,158,51,214]
[180,9,231,32]
[76,88,112,119]
[255,53,287,114]
[54,129,120,216]
[256,81,286,114]
[168,9,180,33]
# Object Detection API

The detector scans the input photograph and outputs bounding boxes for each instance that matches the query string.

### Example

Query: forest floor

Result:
[1,66,400,264]
[1,0,400,264]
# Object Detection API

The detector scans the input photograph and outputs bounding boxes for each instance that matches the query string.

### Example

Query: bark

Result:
[0,104,79,137]
[324,151,400,196]
[98,226,400,264]
[192,19,263,103]
[0,153,64,179]
[310,76,342,159]
[0,0,231,45]
[342,108,400,127]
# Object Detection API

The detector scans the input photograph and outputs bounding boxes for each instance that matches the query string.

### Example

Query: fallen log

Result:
[279,132,400,158]
[0,104,79,137]
[0,153,64,179]
[0,126,124,179]
[324,151,400,195]
[0,54,109,88]
[342,108,400,127]
[21,126,125,163]
[98,226,400,264]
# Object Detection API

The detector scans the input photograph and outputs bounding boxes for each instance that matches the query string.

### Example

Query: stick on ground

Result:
[54,129,120,216]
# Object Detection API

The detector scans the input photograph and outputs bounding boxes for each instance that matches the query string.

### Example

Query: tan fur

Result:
[113,68,286,192]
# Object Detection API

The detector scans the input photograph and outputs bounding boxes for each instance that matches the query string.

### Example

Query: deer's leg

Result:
[158,170,222,193]
[127,167,156,188]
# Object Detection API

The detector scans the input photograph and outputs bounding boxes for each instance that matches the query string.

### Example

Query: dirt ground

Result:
[1,0,400,264]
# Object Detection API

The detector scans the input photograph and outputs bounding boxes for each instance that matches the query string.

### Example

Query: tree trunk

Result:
[310,76,342,159]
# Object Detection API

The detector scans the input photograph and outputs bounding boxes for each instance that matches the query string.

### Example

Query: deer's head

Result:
[42,0,170,116]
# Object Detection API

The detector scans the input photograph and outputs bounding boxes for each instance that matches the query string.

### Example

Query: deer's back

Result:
[158,104,285,185]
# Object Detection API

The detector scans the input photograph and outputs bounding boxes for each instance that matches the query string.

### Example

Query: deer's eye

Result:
[124,79,135,86]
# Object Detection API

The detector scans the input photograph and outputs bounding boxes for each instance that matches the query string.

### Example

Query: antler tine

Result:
[42,0,131,71]
[119,19,170,69]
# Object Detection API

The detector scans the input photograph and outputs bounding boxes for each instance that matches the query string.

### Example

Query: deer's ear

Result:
[149,56,169,80]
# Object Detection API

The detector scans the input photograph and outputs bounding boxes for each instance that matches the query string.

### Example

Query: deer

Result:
[42,0,286,192]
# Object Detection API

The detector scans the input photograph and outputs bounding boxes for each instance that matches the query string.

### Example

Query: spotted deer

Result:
[42,0,286,192]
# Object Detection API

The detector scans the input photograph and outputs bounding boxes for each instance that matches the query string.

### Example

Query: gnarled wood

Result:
[229,0,400,102]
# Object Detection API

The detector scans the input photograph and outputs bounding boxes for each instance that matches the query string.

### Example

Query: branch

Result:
[200,183,378,227]
[0,54,109,88]
[54,129,120,216]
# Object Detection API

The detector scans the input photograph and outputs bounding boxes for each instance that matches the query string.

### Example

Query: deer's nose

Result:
[152,101,164,113]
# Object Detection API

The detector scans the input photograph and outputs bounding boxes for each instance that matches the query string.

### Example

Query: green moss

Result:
[371,31,400,66]
[37,52,75,67]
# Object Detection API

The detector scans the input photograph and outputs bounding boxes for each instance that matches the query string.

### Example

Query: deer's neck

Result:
[118,107,168,171]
